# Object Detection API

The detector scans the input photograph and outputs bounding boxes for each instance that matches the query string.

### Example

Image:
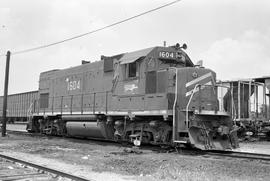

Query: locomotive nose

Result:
[173,67,238,150]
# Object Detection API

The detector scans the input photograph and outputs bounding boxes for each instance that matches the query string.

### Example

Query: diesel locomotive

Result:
[26,43,239,150]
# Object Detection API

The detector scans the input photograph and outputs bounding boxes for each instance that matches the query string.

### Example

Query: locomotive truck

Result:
[26,43,239,150]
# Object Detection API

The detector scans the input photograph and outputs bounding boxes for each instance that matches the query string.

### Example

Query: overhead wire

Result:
[0,0,181,57]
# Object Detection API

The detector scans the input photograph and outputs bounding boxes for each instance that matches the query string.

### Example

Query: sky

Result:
[0,0,270,95]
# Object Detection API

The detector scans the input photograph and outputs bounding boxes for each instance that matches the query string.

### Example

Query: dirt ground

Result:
[236,141,270,154]
[0,133,270,181]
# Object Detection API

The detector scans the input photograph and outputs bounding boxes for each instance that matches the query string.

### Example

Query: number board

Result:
[66,78,81,91]
[158,51,176,60]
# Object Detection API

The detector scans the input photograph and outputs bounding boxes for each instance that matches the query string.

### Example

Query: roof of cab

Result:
[120,47,155,64]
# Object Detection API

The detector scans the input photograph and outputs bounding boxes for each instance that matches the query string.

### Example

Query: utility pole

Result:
[2,51,11,137]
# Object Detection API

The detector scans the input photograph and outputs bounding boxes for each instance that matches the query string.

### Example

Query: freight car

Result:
[218,78,270,140]
[27,43,239,150]
[0,91,38,123]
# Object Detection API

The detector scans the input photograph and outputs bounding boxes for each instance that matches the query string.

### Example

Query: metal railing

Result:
[185,84,232,128]
[186,84,201,129]
[33,91,110,115]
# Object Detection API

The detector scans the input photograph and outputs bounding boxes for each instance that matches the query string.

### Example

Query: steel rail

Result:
[6,127,270,162]
[205,150,270,161]
[0,153,93,181]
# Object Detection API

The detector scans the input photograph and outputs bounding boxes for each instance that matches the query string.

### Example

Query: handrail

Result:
[33,91,111,114]
[186,84,234,121]
[27,101,34,120]
[217,83,237,121]
[186,84,200,129]
[231,87,237,122]
[170,67,178,142]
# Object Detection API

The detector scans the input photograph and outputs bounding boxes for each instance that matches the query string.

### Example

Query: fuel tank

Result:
[66,121,110,139]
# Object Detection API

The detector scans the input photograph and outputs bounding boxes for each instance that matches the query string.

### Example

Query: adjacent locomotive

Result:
[27,44,238,150]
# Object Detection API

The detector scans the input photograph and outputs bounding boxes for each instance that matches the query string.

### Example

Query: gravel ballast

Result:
[0,133,269,181]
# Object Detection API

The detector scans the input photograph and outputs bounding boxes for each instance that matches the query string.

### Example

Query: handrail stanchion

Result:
[186,84,200,129]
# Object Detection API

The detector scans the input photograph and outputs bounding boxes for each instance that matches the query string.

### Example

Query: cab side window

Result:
[125,62,139,79]
[128,62,137,77]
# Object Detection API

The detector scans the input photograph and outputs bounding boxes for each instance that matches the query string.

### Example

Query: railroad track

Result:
[0,153,92,181]
[205,150,270,161]
[5,127,270,162]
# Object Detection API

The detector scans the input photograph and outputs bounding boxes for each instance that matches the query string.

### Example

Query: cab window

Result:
[125,62,138,79]
[128,62,136,77]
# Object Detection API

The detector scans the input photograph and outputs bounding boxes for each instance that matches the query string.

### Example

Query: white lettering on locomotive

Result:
[159,51,174,59]
[66,79,81,91]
